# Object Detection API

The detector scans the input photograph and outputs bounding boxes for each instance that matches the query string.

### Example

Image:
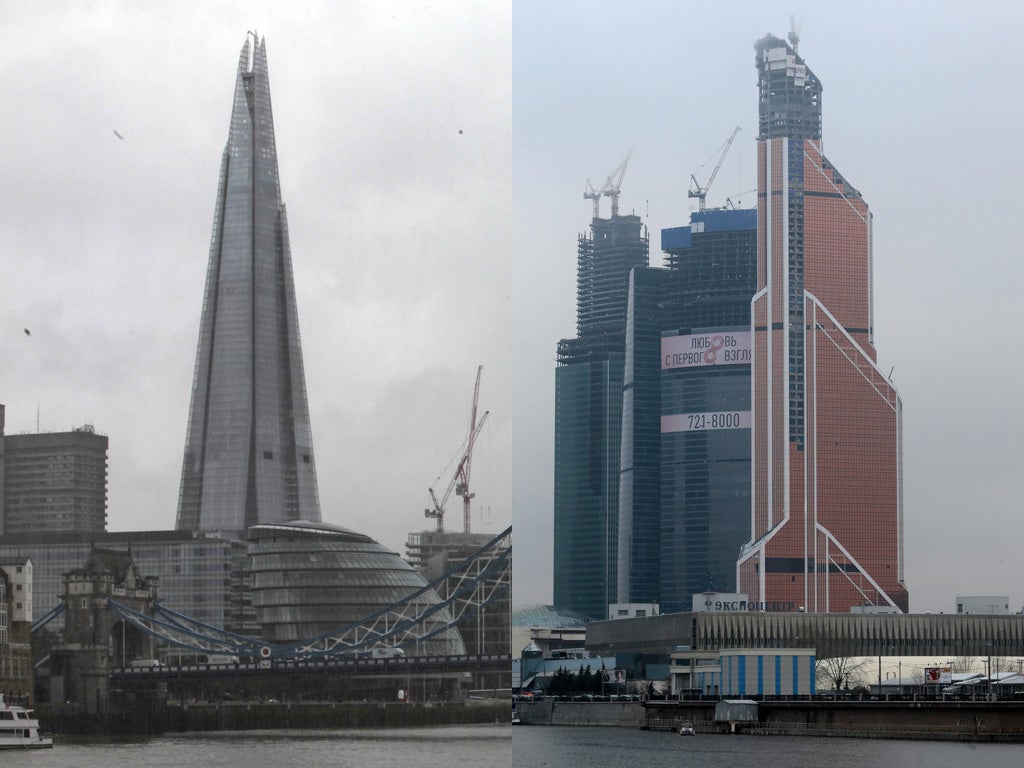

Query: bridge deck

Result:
[109,653,511,681]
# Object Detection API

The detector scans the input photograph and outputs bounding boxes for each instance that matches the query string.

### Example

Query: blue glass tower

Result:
[554,213,649,620]
[176,36,321,537]
[617,209,756,612]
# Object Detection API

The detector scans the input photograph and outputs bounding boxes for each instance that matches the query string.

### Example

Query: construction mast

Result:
[424,366,489,533]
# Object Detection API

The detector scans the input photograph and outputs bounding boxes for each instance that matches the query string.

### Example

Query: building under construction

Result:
[553,160,649,621]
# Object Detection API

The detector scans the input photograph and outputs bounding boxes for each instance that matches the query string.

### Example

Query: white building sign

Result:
[662,332,751,370]
[661,411,752,434]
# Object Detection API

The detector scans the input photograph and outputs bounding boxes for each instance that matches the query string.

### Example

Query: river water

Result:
[4,724,510,768]
[514,724,1023,768]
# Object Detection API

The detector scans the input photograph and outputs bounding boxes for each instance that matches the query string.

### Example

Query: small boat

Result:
[0,694,53,749]
[678,722,695,736]
[512,709,521,725]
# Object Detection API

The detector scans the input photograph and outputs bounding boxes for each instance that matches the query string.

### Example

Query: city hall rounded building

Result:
[248,520,464,654]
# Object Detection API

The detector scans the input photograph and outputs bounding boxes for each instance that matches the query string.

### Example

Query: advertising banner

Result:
[662,331,751,370]
[662,411,752,434]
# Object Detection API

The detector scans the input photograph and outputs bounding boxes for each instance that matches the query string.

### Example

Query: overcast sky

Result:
[512,1,1024,614]
[3,2,1021,620]
[0,2,511,558]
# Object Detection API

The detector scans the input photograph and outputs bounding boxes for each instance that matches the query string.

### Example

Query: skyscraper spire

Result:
[176,36,321,537]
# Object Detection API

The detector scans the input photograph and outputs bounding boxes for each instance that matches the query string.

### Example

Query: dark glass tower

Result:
[176,36,321,537]
[617,209,757,612]
[554,212,648,620]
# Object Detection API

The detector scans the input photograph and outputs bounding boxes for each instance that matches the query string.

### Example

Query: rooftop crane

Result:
[583,152,633,220]
[583,178,605,219]
[688,126,741,212]
[788,14,803,53]
[424,366,489,533]
[602,151,632,217]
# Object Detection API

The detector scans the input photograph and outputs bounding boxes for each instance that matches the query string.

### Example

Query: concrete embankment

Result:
[40,700,509,736]
[517,700,644,727]
[519,699,1024,742]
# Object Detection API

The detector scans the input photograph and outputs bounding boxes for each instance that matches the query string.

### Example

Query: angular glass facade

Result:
[737,35,908,613]
[617,266,664,605]
[618,210,757,612]
[554,213,648,620]
[177,36,320,537]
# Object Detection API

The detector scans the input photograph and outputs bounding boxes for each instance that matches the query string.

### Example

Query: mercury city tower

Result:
[736,35,908,613]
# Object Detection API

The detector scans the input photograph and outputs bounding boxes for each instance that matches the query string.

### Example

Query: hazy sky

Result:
[0,2,511,558]
[3,2,1022,620]
[512,1,1024,614]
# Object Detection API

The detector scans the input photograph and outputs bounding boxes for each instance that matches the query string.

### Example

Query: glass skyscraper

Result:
[176,36,321,537]
[737,35,908,613]
[617,210,757,612]
[554,213,649,621]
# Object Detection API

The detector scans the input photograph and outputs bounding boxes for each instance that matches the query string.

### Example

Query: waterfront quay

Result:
[516,697,1024,742]
[40,698,509,736]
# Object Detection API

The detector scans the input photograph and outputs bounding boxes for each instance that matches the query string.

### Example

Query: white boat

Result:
[0,694,53,749]
[678,722,695,736]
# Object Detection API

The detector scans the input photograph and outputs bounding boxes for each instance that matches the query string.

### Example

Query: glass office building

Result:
[248,521,465,654]
[177,35,320,538]
[554,213,649,620]
[618,210,757,612]
[737,35,908,613]
[0,531,253,633]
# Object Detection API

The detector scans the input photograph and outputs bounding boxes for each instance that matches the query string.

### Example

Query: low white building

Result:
[956,595,1009,615]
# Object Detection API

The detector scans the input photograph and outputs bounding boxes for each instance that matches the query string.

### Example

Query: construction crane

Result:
[583,151,632,219]
[603,151,631,217]
[424,366,489,533]
[583,178,604,219]
[724,188,756,210]
[788,14,803,53]
[688,126,741,212]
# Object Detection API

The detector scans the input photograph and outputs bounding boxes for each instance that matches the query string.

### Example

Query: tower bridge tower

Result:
[50,549,160,712]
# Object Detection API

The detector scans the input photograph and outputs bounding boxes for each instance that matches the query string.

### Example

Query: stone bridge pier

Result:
[50,548,159,712]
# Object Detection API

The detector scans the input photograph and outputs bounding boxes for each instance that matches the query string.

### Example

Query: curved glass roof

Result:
[512,604,589,628]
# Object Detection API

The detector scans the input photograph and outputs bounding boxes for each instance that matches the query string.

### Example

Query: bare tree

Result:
[950,656,977,674]
[816,656,871,690]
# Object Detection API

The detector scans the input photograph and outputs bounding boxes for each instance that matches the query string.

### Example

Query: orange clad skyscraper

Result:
[736,34,909,613]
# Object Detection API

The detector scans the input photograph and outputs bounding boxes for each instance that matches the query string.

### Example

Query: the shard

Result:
[176,35,321,537]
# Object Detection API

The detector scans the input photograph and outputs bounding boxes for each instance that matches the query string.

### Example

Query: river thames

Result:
[514,725,1024,767]
[4,724,509,767]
